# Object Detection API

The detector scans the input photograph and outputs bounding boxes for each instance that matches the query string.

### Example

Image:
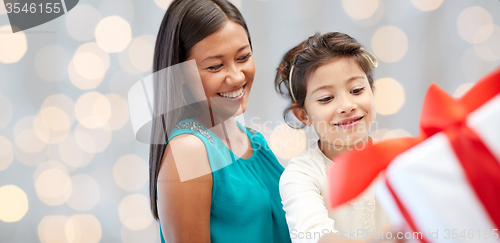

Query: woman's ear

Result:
[292,107,311,127]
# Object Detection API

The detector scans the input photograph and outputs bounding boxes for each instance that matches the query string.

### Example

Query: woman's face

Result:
[186,20,255,118]
[301,57,376,147]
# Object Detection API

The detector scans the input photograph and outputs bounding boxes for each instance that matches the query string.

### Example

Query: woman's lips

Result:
[216,84,246,101]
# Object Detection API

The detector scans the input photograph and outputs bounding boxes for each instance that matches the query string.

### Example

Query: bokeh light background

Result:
[0,0,499,242]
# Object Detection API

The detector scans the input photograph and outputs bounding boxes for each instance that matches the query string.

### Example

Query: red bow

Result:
[327,67,500,228]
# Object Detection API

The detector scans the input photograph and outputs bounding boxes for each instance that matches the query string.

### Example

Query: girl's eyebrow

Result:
[311,76,365,95]
[201,44,250,63]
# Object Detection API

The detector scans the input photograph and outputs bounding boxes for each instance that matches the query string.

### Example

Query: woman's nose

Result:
[225,63,245,85]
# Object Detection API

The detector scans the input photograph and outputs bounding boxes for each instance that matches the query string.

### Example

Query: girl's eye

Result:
[238,53,251,61]
[351,87,365,94]
[318,96,333,103]
[207,64,223,71]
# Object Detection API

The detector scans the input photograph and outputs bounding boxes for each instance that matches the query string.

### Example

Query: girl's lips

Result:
[335,116,363,129]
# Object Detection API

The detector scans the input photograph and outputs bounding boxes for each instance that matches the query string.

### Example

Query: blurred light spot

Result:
[229,0,242,9]
[34,115,70,144]
[154,0,173,10]
[14,144,49,167]
[369,128,390,143]
[0,93,13,129]
[34,160,69,183]
[383,129,412,139]
[75,92,111,129]
[410,0,443,12]
[113,154,148,191]
[474,45,497,62]
[374,78,406,115]
[128,35,156,73]
[74,43,110,69]
[40,107,71,131]
[121,222,159,243]
[0,135,13,171]
[350,0,384,27]
[0,2,6,15]
[106,94,129,131]
[285,0,321,20]
[73,53,106,80]
[42,94,76,126]
[476,25,500,61]
[95,16,132,53]
[118,50,141,74]
[68,43,110,90]
[269,123,307,159]
[372,26,408,63]
[67,174,100,211]
[461,47,497,82]
[342,0,379,20]
[457,7,493,44]
[38,215,69,243]
[66,4,101,41]
[35,45,70,82]
[119,194,154,230]
[15,129,46,153]
[35,168,72,206]
[75,123,112,153]
[98,0,135,23]
[453,83,475,98]
[68,60,104,90]
[65,215,102,243]
[0,185,29,222]
[59,133,95,168]
[0,25,27,64]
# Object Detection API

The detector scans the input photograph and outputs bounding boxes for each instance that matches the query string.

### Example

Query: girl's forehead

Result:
[307,58,367,92]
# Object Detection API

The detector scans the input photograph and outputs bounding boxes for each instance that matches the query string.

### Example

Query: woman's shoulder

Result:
[169,119,215,145]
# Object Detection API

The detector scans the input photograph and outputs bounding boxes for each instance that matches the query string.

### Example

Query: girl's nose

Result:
[336,94,357,114]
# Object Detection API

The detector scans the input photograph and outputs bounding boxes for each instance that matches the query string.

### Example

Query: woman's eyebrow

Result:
[201,44,250,63]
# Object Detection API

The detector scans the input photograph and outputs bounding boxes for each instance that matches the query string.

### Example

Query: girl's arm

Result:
[279,162,336,242]
[157,134,212,243]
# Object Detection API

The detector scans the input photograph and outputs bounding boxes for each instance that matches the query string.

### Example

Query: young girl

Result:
[150,0,291,242]
[275,32,391,242]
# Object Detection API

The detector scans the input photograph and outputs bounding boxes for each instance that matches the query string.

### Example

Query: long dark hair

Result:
[275,32,375,129]
[150,0,252,220]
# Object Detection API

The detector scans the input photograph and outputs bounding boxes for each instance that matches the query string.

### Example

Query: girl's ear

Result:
[292,107,311,127]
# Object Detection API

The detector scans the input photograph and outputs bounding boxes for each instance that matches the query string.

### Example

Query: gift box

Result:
[326,68,500,243]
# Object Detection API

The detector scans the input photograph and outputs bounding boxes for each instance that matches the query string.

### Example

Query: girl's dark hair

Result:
[150,0,252,220]
[274,32,375,129]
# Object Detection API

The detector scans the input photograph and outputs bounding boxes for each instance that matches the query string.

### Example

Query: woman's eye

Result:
[351,87,365,94]
[318,97,333,103]
[238,53,251,61]
[207,64,223,71]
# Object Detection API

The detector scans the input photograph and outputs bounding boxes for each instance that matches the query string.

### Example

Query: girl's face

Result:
[186,20,255,118]
[297,57,376,147]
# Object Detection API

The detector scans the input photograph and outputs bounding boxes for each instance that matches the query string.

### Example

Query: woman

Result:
[149,0,292,242]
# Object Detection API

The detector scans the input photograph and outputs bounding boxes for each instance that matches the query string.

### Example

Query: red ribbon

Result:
[327,67,500,229]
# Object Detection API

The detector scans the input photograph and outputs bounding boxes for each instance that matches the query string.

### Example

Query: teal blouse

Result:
[159,119,291,243]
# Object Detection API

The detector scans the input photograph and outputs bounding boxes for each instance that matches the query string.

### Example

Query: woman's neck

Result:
[318,136,372,161]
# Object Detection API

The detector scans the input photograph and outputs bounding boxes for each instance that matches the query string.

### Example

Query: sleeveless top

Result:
[159,119,292,243]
